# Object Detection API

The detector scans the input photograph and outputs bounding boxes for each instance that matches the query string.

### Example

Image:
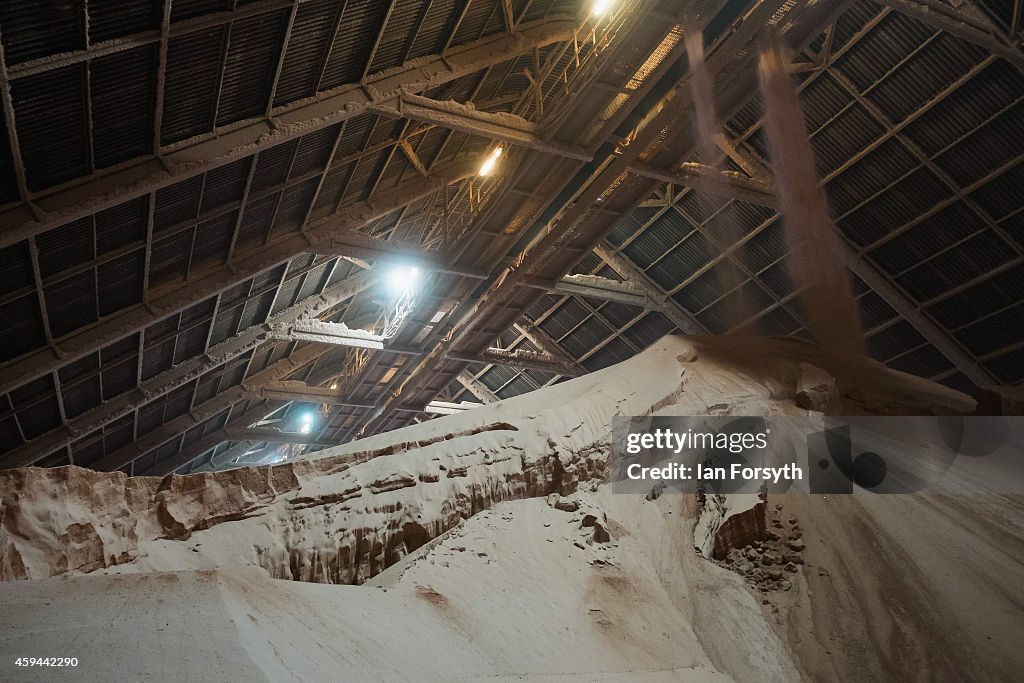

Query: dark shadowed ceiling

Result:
[0,0,1021,475]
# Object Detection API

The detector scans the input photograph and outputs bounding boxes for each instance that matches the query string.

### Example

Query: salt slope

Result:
[0,335,972,583]
[0,488,793,682]
[755,490,1024,681]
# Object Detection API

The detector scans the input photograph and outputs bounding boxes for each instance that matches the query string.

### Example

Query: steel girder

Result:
[246,381,376,408]
[371,93,778,206]
[591,244,707,335]
[446,348,583,376]
[878,0,1024,72]
[456,372,498,403]
[268,321,386,349]
[244,380,479,414]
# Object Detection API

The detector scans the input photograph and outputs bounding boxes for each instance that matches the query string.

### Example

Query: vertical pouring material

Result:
[685,31,717,153]
[758,40,866,365]
[685,29,752,334]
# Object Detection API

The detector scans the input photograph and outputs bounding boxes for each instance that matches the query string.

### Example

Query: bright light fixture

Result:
[388,265,420,294]
[478,147,503,176]
[299,411,314,434]
[592,0,612,16]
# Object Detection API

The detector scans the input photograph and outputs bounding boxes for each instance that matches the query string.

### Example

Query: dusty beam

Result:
[268,320,386,349]
[628,162,777,208]
[423,400,483,415]
[323,234,670,310]
[199,441,260,472]
[592,245,708,335]
[154,403,279,475]
[221,427,337,447]
[839,250,995,385]
[512,322,584,375]
[245,380,376,408]
[222,428,337,448]
[370,92,593,161]
[447,348,584,376]
[456,372,498,403]
[372,94,778,206]
[520,273,652,308]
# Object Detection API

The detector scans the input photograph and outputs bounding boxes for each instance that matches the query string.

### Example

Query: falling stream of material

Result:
[685,30,752,334]
[757,39,866,367]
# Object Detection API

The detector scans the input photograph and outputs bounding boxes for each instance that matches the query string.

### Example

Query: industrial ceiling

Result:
[0,0,1021,475]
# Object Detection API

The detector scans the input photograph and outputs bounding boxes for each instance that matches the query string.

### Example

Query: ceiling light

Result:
[478,147,503,176]
[592,0,613,16]
[387,265,421,294]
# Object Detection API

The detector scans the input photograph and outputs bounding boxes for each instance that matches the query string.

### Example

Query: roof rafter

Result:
[593,245,707,335]
[0,17,578,244]
[371,92,777,205]
[512,322,584,374]
[246,380,376,408]
[447,347,584,376]
[456,371,498,403]
[878,0,1024,72]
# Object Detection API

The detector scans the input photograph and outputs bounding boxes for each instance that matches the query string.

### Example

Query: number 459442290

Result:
[15,657,78,667]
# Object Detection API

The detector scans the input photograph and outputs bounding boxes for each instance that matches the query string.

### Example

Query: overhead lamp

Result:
[478,147,503,176]
[387,265,421,294]
[592,0,613,16]
[299,411,314,435]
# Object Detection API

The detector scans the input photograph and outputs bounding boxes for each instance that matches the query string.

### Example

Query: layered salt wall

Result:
[0,336,973,584]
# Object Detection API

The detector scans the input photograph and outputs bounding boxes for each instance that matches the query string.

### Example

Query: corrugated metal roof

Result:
[162,26,227,145]
[273,0,343,107]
